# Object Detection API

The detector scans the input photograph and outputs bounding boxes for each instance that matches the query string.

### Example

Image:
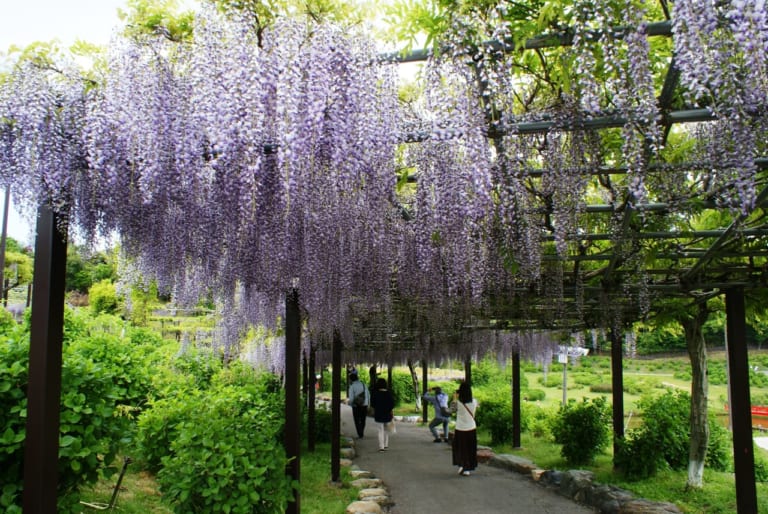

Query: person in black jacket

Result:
[370,377,395,452]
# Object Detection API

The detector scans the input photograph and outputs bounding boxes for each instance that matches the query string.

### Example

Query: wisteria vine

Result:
[0,1,766,368]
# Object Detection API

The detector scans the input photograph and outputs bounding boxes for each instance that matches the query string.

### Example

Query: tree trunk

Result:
[407,359,421,409]
[681,303,710,489]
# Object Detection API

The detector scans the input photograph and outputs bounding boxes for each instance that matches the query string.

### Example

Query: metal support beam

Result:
[683,185,768,284]
[23,205,68,513]
[284,289,300,514]
[725,288,757,514]
[380,21,672,63]
[331,330,342,483]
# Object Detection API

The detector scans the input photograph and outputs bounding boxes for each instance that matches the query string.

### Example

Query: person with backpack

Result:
[422,386,451,443]
[347,371,370,438]
[452,381,478,476]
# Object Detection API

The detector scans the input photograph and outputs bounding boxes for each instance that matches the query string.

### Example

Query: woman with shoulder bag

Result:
[452,381,478,476]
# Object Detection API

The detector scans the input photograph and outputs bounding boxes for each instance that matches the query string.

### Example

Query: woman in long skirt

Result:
[452,381,478,476]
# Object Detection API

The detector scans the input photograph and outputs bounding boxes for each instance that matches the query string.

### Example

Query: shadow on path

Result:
[340,404,596,514]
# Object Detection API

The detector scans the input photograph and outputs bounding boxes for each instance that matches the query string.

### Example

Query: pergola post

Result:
[464,356,472,387]
[421,358,428,423]
[331,330,342,483]
[23,205,68,513]
[307,344,317,453]
[725,288,757,513]
[284,289,301,514]
[609,327,624,461]
[512,351,521,448]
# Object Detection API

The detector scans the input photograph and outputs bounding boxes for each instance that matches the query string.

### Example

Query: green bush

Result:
[524,389,545,401]
[705,416,732,472]
[615,391,729,479]
[156,381,293,513]
[755,447,768,482]
[620,391,690,478]
[572,372,601,386]
[89,279,120,315]
[0,308,15,331]
[475,398,512,445]
[136,392,201,472]
[389,369,417,406]
[623,377,653,396]
[751,369,768,387]
[707,361,728,386]
[0,323,133,513]
[310,403,333,443]
[550,397,612,466]
[590,382,613,393]
[523,402,556,438]
[538,372,562,388]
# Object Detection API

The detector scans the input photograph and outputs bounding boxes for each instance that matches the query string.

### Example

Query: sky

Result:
[0,0,132,245]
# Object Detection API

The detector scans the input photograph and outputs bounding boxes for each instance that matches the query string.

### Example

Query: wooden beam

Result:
[284,289,301,514]
[725,288,758,513]
[23,205,68,513]
[512,351,521,448]
[331,330,342,483]
[609,327,624,464]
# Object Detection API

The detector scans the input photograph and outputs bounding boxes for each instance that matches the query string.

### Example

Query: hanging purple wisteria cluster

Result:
[0,0,766,367]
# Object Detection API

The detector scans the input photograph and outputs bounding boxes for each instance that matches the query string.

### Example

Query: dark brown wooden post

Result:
[387,362,393,392]
[0,186,9,304]
[307,344,317,453]
[421,359,428,423]
[331,330,342,483]
[284,289,300,514]
[725,288,757,513]
[464,356,472,387]
[512,351,521,448]
[23,205,68,513]
[609,327,625,461]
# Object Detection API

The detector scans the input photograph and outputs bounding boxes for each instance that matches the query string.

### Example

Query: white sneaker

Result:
[457,467,463,475]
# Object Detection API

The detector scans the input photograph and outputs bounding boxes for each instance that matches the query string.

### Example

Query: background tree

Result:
[1,237,32,306]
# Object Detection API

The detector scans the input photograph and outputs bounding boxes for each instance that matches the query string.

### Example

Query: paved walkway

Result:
[339,405,596,513]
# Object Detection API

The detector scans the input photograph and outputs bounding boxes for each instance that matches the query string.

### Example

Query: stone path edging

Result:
[341,437,394,514]
[486,452,682,514]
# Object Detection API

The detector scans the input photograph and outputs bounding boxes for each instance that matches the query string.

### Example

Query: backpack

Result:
[352,388,366,407]
[438,395,451,417]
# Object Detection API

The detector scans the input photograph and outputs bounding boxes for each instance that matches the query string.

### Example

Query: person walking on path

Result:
[370,377,395,452]
[347,371,370,438]
[452,381,478,476]
[422,386,451,442]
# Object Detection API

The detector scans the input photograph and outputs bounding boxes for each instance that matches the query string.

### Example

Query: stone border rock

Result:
[341,437,395,514]
[486,451,682,514]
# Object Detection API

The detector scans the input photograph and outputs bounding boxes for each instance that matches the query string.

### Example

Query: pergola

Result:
[11,2,767,513]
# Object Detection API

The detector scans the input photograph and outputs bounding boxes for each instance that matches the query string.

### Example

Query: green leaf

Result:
[59,435,77,447]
